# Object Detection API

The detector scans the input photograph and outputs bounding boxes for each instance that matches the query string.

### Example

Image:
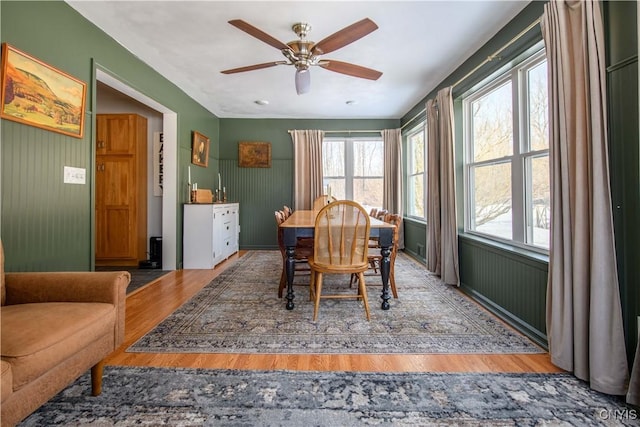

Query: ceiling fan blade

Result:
[311,18,378,55]
[319,60,382,80]
[228,19,290,51]
[221,61,285,74]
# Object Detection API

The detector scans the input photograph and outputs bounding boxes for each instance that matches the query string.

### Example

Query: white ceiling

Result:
[67,0,530,119]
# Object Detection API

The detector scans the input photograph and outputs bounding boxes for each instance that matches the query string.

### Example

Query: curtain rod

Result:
[287,129,382,134]
[400,17,542,131]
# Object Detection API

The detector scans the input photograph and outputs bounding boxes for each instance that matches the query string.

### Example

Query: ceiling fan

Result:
[221,18,382,95]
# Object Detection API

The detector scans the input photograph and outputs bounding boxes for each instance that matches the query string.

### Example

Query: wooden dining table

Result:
[279,209,396,311]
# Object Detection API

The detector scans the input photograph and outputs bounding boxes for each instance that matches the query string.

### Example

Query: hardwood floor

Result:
[105,251,563,374]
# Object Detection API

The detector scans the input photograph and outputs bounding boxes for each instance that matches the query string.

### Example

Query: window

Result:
[405,123,426,220]
[463,50,549,250]
[322,137,383,209]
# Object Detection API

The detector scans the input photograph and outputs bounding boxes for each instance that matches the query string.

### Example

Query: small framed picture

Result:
[192,131,209,167]
[239,141,271,168]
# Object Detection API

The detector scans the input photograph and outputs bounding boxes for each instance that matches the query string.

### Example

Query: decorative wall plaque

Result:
[238,141,271,168]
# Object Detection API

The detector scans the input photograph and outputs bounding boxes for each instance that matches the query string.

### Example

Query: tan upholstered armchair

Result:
[0,242,130,426]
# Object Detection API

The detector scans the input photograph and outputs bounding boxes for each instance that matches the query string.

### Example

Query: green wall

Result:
[1,0,220,270]
[604,0,639,366]
[219,118,399,249]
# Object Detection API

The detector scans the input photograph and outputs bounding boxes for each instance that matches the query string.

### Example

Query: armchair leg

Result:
[91,360,105,396]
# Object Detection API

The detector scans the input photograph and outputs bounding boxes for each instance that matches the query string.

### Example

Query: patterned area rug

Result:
[20,366,637,426]
[128,250,543,354]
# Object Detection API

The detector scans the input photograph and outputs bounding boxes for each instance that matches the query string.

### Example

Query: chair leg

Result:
[357,272,370,321]
[309,269,316,301]
[390,271,398,299]
[91,360,104,396]
[278,258,287,298]
[370,259,379,273]
[313,273,323,322]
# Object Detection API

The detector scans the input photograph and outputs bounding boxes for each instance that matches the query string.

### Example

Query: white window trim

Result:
[404,122,426,222]
[462,49,549,254]
[323,136,383,203]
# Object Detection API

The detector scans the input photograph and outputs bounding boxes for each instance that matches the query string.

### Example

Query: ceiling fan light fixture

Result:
[295,68,310,95]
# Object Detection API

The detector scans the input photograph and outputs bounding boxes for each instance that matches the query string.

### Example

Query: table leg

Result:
[379,244,391,310]
[285,245,295,310]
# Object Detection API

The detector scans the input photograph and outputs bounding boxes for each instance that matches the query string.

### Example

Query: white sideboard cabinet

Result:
[183,203,239,269]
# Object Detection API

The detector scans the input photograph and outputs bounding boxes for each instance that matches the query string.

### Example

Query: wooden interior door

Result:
[95,113,147,266]
[96,156,136,259]
[97,114,136,155]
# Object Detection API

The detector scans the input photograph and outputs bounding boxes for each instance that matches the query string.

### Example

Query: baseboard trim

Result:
[460,284,548,350]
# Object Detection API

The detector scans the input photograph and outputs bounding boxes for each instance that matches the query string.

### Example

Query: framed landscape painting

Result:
[1,43,87,138]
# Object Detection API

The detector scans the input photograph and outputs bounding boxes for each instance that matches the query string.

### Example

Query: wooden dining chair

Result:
[283,205,292,219]
[367,208,387,266]
[275,210,313,298]
[313,194,337,211]
[375,209,388,220]
[352,213,401,299]
[308,200,371,321]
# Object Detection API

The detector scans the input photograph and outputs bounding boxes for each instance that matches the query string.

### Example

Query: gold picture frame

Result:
[239,141,271,168]
[1,43,87,139]
[191,131,210,167]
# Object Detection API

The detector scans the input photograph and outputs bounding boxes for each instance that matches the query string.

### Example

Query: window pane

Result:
[353,140,383,176]
[353,178,383,207]
[323,140,344,176]
[409,132,424,174]
[527,155,550,248]
[471,82,513,162]
[408,174,424,217]
[324,178,345,200]
[472,163,512,240]
[528,61,549,151]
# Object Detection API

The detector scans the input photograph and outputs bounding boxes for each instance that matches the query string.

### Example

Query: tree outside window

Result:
[323,137,383,210]
[464,49,549,250]
[405,124,425,220]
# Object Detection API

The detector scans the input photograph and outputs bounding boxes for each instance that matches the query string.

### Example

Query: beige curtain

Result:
[382,129,404,248]
[291,130,324,210]
[542,0,629,396]
[426,88,459,286]
[426,99,441,276]
[437,87,459,286]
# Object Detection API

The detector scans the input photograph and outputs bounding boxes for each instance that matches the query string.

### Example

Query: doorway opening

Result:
[94,67,177,270]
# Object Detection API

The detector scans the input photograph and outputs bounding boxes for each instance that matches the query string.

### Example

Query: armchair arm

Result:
[4,271,130,345]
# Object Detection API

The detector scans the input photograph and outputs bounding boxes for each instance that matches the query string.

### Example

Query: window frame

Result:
[322,136,384,208]
[404,122,426,222]
[462,48,549,253]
